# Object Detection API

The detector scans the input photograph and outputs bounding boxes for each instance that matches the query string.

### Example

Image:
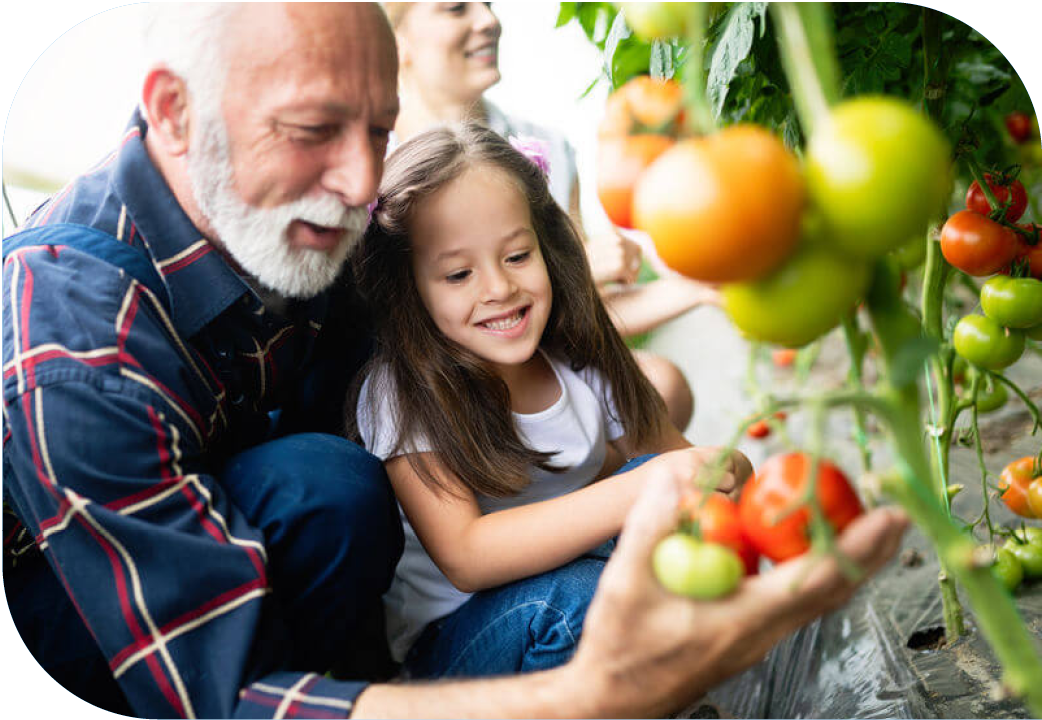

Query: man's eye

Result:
[446,269,471,283]
[286,124,338,142]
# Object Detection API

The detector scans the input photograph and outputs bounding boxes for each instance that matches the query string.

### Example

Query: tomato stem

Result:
[769,2,837,137]
[680,3,716,136]
[841,314,873,473]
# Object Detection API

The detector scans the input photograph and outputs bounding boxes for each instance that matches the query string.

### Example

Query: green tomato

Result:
[805,97,951,259]
[952,314,1025,371]
[618,3,692,40]
[652,534,743,599]
[992,546,1024,592]
[981,276,1042,329]
[890,235,928,270]
[1028,324,1042,341]
[975,375,1008,414]
[722,244,871,347]
[1004,537,1042,578]
[1011,526,1042,547]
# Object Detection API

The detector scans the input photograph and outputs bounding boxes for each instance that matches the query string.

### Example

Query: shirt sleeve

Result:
[2,248,367,718]
[355,365,431,459]
[577,364,626,442]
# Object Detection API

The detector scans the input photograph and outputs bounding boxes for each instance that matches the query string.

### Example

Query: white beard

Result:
[186,111,369,299]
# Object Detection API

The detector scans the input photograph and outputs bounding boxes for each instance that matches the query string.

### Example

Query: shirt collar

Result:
[113,109,252,339]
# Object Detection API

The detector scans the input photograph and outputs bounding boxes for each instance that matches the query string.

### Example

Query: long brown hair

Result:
[349,123,667,497]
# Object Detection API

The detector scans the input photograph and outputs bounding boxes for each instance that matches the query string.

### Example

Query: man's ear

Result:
[141,66,192,157]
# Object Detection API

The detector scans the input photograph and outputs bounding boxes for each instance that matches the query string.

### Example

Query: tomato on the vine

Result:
[599,76,684,138]
[722,243,871,347]
[980,275,1042,329]
[738,453,863,563]
[771,348,798,367]
[974,374,1009,414]
[679,492,759,575]
[1014,225,1042,279]
[965,175,1028,223]
[1004,537,1042,578]
[1028,478,1042,518]
[618,2,692,40]
[998,457,1041,518]
[596,135,674,229]
[652,533,744,599]
[745,412,786,442]
[805,96,951,259]
[992,546,1024,592]
[633,125,805,283]
[1005,112,1034,144]
[952,314,1025,371]
[940,210,1020,276]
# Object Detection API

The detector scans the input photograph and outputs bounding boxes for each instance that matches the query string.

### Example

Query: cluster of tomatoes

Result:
[596,76,952,349]
[652,452,863,599]
[991,524,1042,594]
[941,174,1042,372]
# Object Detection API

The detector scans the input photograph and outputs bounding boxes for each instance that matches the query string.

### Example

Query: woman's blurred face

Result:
[397,3,502,103]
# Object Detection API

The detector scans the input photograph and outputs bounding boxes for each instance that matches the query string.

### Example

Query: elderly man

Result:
[2,4,907,718]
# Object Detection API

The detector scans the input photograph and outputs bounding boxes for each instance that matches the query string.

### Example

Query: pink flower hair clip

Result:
[509,135,551,176]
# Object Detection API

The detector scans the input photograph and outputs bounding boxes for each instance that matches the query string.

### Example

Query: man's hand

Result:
[586,232,644,287]
[567,469,908,718]
[639,446,754,497]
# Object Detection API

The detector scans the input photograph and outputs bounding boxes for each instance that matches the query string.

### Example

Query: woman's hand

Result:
[586,231,644,287]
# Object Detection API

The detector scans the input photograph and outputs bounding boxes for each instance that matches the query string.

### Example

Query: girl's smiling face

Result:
[409,163,552,375]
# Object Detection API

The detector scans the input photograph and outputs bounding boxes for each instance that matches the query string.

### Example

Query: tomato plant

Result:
[738,453,863,563]
[722,244,871,347]
[804,96,951,259]
[965,175,1028,222]
[980,276,1042,329]
[998,457,1041,518]
[952,314,1026,371]
[940,210,1020,276]
[633,125,805,283]
[652,533,744,599]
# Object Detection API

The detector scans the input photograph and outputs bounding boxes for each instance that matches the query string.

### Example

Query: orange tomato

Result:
[596,135,675,229]
[679,491,760,575]
[633,125,805,283]
[999,457,1040,518]
[598,76,684,138]
[772,348,798,367]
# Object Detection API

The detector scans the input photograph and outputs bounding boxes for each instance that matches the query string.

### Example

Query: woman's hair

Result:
[382,3,413,28]
[349,123,667,498]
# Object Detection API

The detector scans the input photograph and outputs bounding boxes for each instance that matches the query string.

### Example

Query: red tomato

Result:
[772,348,798,367]
[1005,112,1033,144]
[999,456,1041,518]
[679,492,760,575]
[1015,225,1042,279]
[596,135,675,229]
[965,175,1028,223]
[745,412,787,440]
[940,210,1020,276]
[738,453,863,562]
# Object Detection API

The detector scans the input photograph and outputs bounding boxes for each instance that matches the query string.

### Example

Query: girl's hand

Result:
[642,446,753,497]
[587,231,644,287]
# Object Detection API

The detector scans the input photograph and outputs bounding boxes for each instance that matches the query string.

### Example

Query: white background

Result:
[1,2,1040,719]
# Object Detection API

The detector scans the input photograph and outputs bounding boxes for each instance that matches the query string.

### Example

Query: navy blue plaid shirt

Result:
[3,111,373,718]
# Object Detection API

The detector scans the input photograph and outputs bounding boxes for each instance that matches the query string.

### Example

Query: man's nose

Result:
[321,131,382,208]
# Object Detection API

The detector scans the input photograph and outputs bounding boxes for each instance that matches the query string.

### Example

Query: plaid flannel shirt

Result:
[3,110,373,718]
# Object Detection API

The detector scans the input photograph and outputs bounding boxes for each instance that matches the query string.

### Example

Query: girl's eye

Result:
[506,251,531,265]
[446,269,471,284]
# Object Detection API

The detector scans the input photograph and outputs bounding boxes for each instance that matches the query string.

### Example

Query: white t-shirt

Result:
[355,352,625,662]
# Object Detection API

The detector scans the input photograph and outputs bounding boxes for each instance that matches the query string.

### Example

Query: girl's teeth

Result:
[484,310,522,331]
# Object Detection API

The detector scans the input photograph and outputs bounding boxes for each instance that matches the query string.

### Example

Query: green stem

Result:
[770,2,836,135]
[681,3,715,136]
[841,315,872,473]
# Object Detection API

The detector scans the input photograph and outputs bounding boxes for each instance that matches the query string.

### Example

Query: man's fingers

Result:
[612,470,681,579]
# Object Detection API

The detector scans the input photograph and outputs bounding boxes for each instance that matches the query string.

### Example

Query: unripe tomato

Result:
[992,546,1024,592]
[1028,478,1042,518]
[618,2,693,40]
[805,97,951,259]
[966,175,1028,223]
[1004,537,1042,578]
[722,244,871,347]
[980,275,1042,329]
[974,374,1008,414]
[953,315,1025,371]
[940,211,1020,276]
[738,453,863,563]
[599,76,684,138]
[890,235,928,270]
[652,534,744,599]
[1011,526,1042,546]
[679,492,760,575]
[633,125,805,283]
[596,135,675,229]
[998,457,1040,518]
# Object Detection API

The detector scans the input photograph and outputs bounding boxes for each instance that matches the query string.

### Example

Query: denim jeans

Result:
[402,453,657,679]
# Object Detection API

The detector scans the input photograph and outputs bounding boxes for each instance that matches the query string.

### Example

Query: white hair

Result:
[140,3,238,117]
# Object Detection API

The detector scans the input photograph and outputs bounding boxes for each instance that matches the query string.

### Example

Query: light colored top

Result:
[355,351,625,661]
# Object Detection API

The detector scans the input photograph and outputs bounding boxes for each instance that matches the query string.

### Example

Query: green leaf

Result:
[611,39,653,89]
[706,3,766,117]
[603,10,633,85]
[650,40,675,80]
[556,3,578,28]
[890,336,941,389]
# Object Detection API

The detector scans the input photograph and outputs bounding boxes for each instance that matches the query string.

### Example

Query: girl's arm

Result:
[602,275,720,338]
[386,448,735,593]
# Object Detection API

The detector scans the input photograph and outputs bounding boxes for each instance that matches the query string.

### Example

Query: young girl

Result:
[349,123,750,680]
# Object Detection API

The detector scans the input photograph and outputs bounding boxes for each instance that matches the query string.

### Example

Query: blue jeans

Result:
[402,453,657,679]
[5,433,403,712]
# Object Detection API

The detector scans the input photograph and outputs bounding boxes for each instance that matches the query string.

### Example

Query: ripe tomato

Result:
[633,125,805,283]
[771,348,798,367]
[940,210,1020,276]
[745,412,787,442]
[652,534,744,599]
[722,244,871,347]
[738,453,863,563]
[1005,112,1034,144]
[1014,226,1042,279]
[596,135,675,229]
[965,175,1028,223]
[599,76,684,138]
[952,314,1025,371]
[679,492,760,575]
[998,456,1040,518]
[992,546,1024,592]
[980,275,1042,329]
[1028,478,1042,518]
[805,96,951,259]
